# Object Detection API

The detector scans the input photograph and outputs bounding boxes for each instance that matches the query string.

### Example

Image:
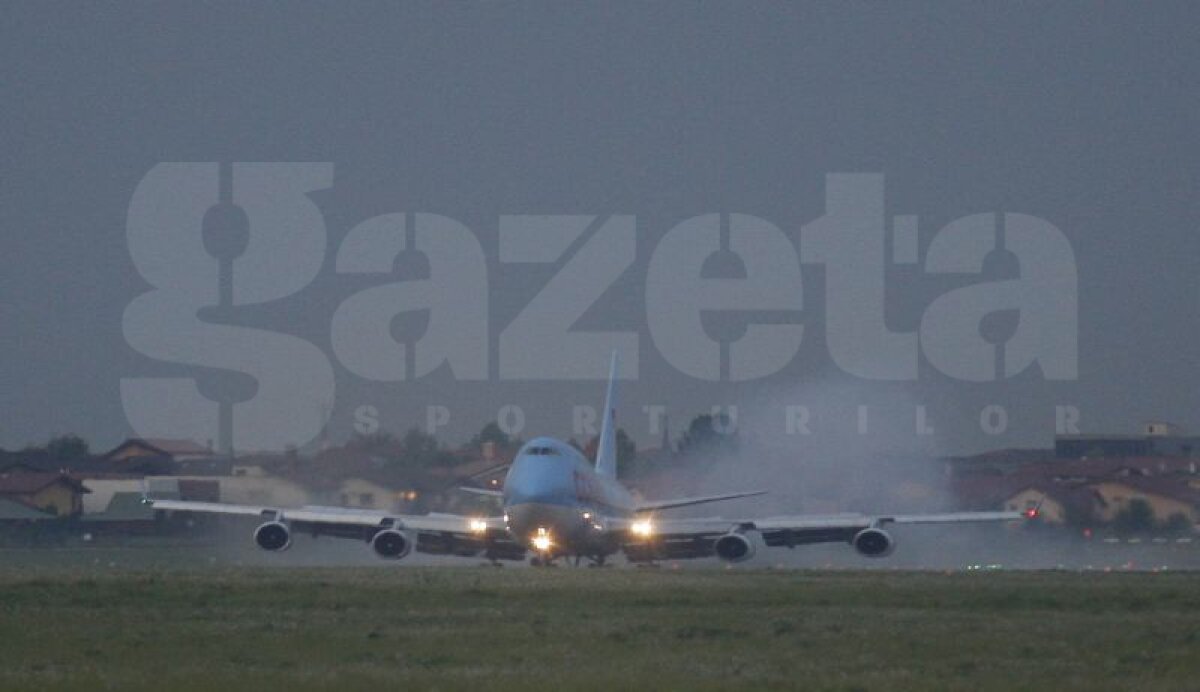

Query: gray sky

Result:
[2,3,1198,455]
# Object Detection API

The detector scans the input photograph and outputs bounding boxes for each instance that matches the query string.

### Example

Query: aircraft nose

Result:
[504,456,573,505]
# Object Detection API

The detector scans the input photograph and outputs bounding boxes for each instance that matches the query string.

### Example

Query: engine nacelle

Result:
[254,521,291,552]
[713,532,756,563]
[852,527,895,558]
[371,529,412,560]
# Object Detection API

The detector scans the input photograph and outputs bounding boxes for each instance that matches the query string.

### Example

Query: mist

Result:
[641,380,1200,571]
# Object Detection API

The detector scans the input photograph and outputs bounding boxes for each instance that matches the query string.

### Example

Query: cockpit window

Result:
[526,446,560,456]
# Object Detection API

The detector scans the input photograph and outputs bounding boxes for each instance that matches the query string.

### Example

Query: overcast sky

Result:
[3,3,1198,455]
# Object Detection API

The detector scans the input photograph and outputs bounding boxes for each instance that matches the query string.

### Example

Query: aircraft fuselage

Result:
[501,436,637,558]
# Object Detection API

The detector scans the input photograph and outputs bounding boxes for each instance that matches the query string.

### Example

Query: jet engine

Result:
[254,521,291,552]
[371,529,412,560]
[852,527,895,558]
[713,532,756,563]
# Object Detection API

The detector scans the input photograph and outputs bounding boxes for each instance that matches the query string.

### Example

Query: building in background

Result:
[0,471,89,517]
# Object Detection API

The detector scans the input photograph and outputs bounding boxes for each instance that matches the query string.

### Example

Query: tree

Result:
[1112,499,1155,534]
[1163,512,1195,535]
[397,428,455,468]
[346,431,402,456]
[582,429,639,476]
[675,414,738,457]
[46,434,89,461]
[469,422,511,450]
[615,428,638,478]
[1061,498,1095,530]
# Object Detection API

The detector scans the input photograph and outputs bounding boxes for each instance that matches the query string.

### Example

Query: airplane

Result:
[149,354,1035,566]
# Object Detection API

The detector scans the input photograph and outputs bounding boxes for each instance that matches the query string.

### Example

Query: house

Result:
[0,471,89,517]
[105,438,215,464]
[1090,478,1200,525]
[100,439,232,477]
[336,477,408,512]
[82,492,163,531]
[80,475,152,513]
[81,476,218,513]
[1001,485,1102,525]
[209,474,311,507]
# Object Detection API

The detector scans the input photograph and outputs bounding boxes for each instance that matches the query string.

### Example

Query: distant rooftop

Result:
[105,438,214,460]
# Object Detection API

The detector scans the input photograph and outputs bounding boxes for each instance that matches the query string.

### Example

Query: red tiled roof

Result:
[105,438,213,458]
[141,438,212,455]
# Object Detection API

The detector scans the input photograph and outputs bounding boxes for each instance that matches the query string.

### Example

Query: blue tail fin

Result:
[594,352,620,477]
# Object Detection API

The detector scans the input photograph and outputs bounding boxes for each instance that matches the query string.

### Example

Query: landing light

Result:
[469,519,488,533]
[532,527,552,552]
[631,519,653,537]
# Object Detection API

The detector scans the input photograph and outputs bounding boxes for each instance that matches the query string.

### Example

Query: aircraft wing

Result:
[457,486,504,498]
[149,499,521,560]
[613,509,1031,562]
[634,490,767,512]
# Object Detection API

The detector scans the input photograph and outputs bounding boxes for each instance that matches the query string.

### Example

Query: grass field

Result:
[0,566,1197,691]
